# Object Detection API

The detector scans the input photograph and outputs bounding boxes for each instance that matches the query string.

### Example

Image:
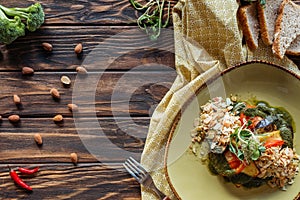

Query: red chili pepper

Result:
[8,166,32,191]
[264,139,284,148]
[18,167,39,175]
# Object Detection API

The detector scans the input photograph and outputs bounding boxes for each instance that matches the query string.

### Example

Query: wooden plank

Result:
[0,164,141,200]
[3,0,177,25]
[0,71,176,117]
[0,117,148,163]
[2,0,137,25]
[1,26,299,71]
[1,26,175,71]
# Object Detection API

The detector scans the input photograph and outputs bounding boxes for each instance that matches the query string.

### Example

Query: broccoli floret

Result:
[0,8,25,44]
[0,3,44,32]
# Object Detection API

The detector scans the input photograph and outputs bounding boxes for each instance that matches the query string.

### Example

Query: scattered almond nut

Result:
[42,42,53,52]
[53,114,63,122]
[68,104,78,112]
[13,94,21,105]
[8,114,20,123]
[70,152,78,164]
[34,133,43,145]
[50,88,60,99]
[76,66,88,75]
[22,67,34,75]
[61,75,71,85]
[74,43,83,54]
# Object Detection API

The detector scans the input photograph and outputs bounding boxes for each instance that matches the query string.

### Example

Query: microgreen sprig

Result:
[229,125,266,163]
[129,0,171,40]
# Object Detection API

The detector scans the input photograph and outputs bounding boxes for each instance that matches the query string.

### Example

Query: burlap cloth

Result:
[140,0,300,199]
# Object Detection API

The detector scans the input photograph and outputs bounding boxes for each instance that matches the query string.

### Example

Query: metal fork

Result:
[123,157,170,200]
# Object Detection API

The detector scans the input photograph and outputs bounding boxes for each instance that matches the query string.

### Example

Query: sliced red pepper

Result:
[264,139,284,148]
[225,150,236,162]
[246,104,256,108]
[234,162,246,174]
[224,151,246,174]
[228,160,241,169]
[248,116,263,130]
[239,112,247,125]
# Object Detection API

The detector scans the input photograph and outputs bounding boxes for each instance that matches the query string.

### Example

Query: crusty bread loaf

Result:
[272,0,300,59]
[286,36,300,56]
[238,2,260,51]
[257,0,283,45]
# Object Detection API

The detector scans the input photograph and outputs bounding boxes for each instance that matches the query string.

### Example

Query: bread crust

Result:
[238,4,259,51]
[286,36,300,56]
[272,0,300,59]
[286,51,300,56]
[257,2,273,45]
[272,0,288,59]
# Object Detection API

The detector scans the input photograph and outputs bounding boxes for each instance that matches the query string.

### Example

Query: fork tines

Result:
[123,157,148,182]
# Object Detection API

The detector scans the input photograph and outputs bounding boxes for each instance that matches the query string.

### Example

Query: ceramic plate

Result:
[165,61,300,200]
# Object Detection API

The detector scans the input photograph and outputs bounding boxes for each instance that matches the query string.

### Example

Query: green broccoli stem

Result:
[8,6,32,13]
[0,5,30,20]
[0,7,12,21]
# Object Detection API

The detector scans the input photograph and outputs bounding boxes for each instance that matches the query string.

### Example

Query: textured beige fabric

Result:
[140,0,300,199]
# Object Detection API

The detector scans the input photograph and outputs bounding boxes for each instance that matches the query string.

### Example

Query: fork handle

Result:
[151,183,171,200]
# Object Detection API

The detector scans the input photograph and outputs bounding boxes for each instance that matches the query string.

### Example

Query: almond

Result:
[70,152,78,164]
[13,94,21,105]
[76,66,88,75]
[50,88,60,99]
[53,114,63,122]
[8,114,20,123]
[22,67,34,75]
[42,42,53,52]
[74,43,83,54]
[34,133,43,145]
[68,104,78,112]
[61,75,71,85]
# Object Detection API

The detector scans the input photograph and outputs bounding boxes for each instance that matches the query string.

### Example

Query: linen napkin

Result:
[140,0,300,199]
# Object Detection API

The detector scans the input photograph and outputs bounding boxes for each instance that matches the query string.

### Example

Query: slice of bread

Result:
[238,2,260,51]
[286,36,300,56]
[272,0,300,59]
[257,0,283,45]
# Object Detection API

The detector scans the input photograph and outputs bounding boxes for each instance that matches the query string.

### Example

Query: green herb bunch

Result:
[229,126,266,163]
[129,0,171,40]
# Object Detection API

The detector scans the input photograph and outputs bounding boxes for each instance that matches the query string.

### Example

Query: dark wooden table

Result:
[0,1,299,200]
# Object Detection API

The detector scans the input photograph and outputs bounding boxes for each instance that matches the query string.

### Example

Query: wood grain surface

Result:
[0,71,175,117]
[0,117,149,163]
[0,0,300,199]
[0,164,141,200]
[0,0,177,25]
[0,26,175,71]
